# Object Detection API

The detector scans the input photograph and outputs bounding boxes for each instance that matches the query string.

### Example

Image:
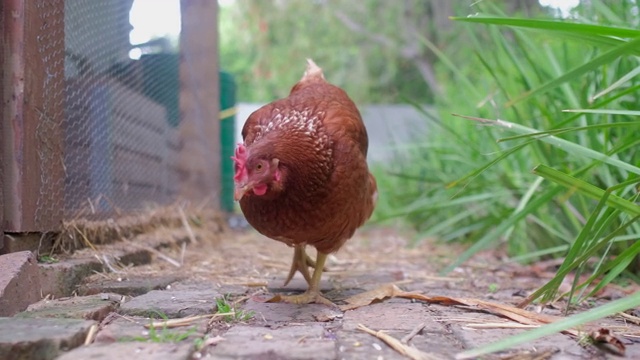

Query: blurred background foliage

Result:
[219,0,640,304]
[221,0,539,103]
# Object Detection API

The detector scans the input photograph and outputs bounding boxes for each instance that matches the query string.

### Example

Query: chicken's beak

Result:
[234,183,252,201]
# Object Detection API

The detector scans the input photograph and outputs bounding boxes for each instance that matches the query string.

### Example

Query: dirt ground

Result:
[83,219,640,359]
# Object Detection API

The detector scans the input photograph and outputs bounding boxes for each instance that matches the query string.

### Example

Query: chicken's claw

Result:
[275,251,337,307]
[276,291,338,308]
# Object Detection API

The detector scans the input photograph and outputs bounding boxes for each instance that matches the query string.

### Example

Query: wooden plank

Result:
[1,0,65,232]
[164,129,181,197]
[108,83,167,134]
[179,0,220,204]
[112,148,163,189]
[111,115,165,157]
[0,0,4,247]
[111,182,163,211]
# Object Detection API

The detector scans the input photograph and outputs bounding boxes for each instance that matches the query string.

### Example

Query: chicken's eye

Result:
[256,163,263,171]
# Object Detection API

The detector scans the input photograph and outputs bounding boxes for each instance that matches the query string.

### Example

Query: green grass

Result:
[215,295,254,322]
[374,1,640,355]
[37,255,58,264]
[119,311,197,343]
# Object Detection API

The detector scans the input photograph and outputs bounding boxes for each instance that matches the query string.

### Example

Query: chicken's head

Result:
[232,143,281,201]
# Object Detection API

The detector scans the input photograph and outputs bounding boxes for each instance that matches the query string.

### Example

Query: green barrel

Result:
[219,71,237,212]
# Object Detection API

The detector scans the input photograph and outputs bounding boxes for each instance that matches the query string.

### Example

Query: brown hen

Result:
[232,59,377,306]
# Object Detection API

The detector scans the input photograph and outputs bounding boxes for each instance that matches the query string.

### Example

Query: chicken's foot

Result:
[279,252,337,307]
[283,245,319,286]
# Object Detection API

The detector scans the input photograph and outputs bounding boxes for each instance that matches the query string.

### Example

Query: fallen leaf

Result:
[493,347,559,360]
[339,283,402,311]
[313,313,341,322]
[590,328,625,356]
[263,294,283,303]
[341,284,561,326]
[357,323,440,360]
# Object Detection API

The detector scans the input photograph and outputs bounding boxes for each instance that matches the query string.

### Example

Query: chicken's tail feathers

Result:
[302,58,325,81]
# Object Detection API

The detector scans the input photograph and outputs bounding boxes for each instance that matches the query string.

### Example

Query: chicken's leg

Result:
[283,245,313,286]
[279,252,336,307]
[283,245,327,286]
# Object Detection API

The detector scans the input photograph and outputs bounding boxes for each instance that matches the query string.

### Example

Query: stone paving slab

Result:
[3,228,639,360]
[119,285,222,318]
[0,251,41,316]
[94,315,207,344]
[37,230,193,300]
[18,293,121,321]
[0,317,95,360]
[210,324,337,360]
[242,298,343,325]
[38,250,152,299]
[78,274,182,296]
[335,331,408,360]
[56,342,193,360]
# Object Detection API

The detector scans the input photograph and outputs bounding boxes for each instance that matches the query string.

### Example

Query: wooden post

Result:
[0,0,3,248]
[178,0,220,204]
[1,0,65,232]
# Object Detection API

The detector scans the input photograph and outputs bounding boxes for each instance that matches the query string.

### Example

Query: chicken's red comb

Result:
[231,144,247,181]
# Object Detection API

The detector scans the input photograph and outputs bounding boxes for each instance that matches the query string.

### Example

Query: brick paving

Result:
[0,226,638,359]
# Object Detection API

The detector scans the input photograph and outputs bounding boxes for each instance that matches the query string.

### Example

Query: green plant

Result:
[37,255,58,264]
[385,1,640,357]
[378,1,640,299]
[488,283,500,293]
[119,311,196,343]
[215,295,254,322]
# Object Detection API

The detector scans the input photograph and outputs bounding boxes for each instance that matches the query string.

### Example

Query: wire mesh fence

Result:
[1,0,223,236]
[62,0,189,219]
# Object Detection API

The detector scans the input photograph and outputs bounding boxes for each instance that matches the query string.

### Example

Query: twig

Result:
[357,324,439,360]
[73,224,98,251]
[180,241,187,265]
[619,312,640,325]
[84,324,98,345]
[401,322,425,344]
[463,322,540,330]
[128,242,181,268]
[179,206,198,244]
[102,255,123,273]
[144,312,236,329]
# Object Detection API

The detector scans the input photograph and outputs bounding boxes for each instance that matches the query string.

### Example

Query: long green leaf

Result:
[506,37,640,106]
[455,115,640,175]
[499,122,639,143]
[532,165,640,216]
[441,185,564,274]
[563,109,640,116]
[450,17,640,38]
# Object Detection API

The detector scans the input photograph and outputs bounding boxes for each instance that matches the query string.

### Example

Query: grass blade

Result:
[532,165,640,216]
[450,17,640,38]
[454,115,640,175]
[505,37,640,106]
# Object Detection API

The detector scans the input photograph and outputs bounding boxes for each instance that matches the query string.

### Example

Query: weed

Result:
[488,283,499,293]
[37,255,58,264]
[119,311,197,343]
[215,295,254,322]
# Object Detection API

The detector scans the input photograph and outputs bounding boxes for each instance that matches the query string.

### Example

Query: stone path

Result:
[1,225,639,359]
